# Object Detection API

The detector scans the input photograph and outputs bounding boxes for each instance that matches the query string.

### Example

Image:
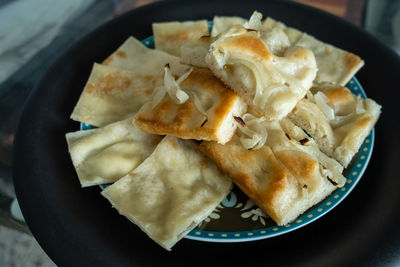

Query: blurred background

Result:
[0,0,399,265]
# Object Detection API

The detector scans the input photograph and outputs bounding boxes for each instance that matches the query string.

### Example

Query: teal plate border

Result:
[87,34,374,243]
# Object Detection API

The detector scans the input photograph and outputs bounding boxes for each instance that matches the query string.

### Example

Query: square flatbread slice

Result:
[207,24,317,120]
[211,16,246,36]
[153,20,209,56]
[134,68,247,144]
[289,85,381,167]
[66,118,162,187]
[200,118,345,226]
[71,63,161,127]
[102,36,189,76]
[101,136,232,250]
[263,17,364,86]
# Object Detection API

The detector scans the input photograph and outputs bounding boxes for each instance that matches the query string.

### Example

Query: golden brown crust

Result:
[199,138,288,223]
[84,73,132,95]
[134,68,245,143]
[324,87,353,104]
[345,52,363,73]
[164,30,190,44]
[199,35,211,43]
[182,68,239,131]
[275,150,320,191]
[199,118,344,225]
[335,116,373,145]
[220,34,272,60]
[116,50,127,58]
[70,64,161,127]
[102,55,113,65]
[135,99,214,139]
[102,50,127,65]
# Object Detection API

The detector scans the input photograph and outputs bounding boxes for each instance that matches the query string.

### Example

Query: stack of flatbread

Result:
[66,11,381,250]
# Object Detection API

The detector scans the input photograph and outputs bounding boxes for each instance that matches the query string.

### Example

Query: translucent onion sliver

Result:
[314,92,335,121]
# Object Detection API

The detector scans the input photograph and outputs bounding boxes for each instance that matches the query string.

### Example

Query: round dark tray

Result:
[13,0,400,266]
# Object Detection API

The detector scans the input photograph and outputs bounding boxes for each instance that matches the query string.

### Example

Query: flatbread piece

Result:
[134,68,247,144]
[66,118,162,187]
[101,136,232,250]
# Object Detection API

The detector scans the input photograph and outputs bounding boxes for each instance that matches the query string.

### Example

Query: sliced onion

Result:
[176,67,193,84]
[175,89,189,103]
[321,167,346,187]
[151,66,192,109]
[314,92,335,121]
[152,65,207,117]
[228,59,270,109]
[289,138,345,186]
[236,114,268,150]
[244,11,263,31]
[330,114,354,127]
[321,168,333,180]
[306,90,314,101]
[189,90,208,116]
[164,65,189,104]
[240,135,262,150]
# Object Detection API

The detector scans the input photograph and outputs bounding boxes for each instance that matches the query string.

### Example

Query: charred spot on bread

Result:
[245,28,258,33]
[327,176,338,186]
[299,138,310,145]
[303,129,312,138]
[200,119,208,127]
[234,116,246,127]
